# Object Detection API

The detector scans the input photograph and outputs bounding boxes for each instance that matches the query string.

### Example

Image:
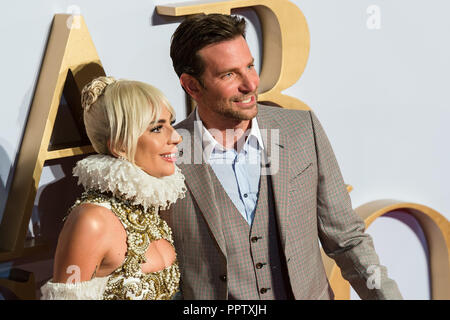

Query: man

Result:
[168,13,402,300]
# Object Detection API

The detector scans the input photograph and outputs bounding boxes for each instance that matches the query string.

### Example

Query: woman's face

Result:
[134,106,182,178]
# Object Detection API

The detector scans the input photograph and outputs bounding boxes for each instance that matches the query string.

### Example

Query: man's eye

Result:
[150,125,163,133]
[223,72,233,79]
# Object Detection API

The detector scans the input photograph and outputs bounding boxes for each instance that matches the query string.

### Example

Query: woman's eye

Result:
[248,64,254,70]
[150,125,163,133]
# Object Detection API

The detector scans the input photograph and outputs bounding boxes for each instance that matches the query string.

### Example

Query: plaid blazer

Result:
[169,104,402,300]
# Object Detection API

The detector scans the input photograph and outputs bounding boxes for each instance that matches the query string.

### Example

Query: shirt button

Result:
[243,193,248,198]
[260,288,269,294]
[256,263,264,269]
[220,275,227,282]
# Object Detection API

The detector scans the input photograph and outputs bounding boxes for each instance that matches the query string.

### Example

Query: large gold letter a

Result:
[0,14,102,263]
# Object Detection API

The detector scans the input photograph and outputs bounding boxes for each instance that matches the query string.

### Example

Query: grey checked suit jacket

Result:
[168,104,402,300]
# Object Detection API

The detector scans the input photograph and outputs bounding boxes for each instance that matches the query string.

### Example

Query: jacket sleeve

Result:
[309,110,403,300]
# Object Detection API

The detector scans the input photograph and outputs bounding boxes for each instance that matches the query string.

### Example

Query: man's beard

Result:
[214,93,258,121]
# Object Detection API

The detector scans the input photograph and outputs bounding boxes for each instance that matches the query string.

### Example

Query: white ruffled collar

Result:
[73,154,186,211]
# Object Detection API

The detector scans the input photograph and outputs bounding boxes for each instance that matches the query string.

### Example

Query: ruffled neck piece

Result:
[73,154,186,211]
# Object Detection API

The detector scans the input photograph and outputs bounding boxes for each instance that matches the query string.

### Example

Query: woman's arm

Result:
[52,203,111,283]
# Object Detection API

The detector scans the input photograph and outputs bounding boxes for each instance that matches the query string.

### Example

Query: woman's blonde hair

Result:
[81,76,175,163]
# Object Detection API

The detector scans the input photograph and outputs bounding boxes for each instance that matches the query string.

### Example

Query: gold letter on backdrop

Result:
[0,14,101,264]
[157,0,311,110]
[325,201,449,300]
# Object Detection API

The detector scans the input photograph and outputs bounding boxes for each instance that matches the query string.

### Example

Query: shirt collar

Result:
[194,108,265,162]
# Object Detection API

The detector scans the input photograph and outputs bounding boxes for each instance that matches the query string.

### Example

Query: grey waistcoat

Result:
[211,168,294,300]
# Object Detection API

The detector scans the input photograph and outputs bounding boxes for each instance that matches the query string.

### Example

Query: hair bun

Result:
[81,76,117,112]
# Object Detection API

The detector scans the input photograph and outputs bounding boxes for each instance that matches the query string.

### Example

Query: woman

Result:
[40,76,185,300]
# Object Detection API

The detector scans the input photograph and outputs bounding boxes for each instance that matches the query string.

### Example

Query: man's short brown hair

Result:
[170,14,246,82]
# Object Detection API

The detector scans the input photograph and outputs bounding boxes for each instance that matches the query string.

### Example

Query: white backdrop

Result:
[0,0,449,300]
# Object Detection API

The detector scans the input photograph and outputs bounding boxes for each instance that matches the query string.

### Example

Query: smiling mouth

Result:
[234,95,255,104]
[160,153,177,162]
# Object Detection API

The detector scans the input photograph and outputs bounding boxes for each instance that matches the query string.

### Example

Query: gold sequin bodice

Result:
[72,190,180,300]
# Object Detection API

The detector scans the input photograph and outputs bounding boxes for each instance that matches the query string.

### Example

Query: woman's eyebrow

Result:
[150,119,167,125]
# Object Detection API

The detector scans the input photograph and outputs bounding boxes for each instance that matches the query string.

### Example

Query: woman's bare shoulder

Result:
[64,203,113,233]
[53,203,117,282]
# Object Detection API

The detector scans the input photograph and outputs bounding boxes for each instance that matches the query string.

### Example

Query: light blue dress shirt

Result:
[195,109,264,225]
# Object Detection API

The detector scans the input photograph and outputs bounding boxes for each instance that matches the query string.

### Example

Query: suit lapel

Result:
[177,163,227,256]
[256,106,290,249]
[176,111,227,256]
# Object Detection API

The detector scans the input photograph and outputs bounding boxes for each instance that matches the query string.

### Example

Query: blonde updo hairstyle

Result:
[81,76,175,164]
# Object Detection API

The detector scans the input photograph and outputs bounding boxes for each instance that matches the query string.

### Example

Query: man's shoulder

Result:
[257,103,312,127]
[174,111,195,131]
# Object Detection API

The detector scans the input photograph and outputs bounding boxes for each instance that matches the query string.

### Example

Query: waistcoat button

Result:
[251,236,259,243]
[260,288,268,294]
[256,263,264,269]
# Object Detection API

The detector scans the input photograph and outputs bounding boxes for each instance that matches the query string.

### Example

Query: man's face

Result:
[195,36,260,125]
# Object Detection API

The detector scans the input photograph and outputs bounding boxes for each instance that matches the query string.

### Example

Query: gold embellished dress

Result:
[40,154,186,300]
